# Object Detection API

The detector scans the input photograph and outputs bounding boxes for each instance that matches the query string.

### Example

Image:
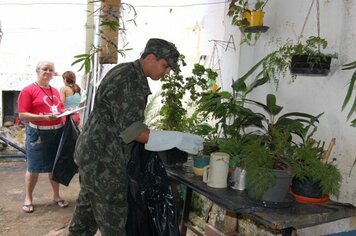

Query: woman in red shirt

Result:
[17,61,68,213]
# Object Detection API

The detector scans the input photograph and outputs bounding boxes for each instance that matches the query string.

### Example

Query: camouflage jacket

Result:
[74,59,151,172]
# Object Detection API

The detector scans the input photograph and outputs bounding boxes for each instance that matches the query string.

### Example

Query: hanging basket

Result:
[290,54,332,76]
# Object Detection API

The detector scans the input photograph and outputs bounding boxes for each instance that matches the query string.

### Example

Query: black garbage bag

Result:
[52,116,79,186]
[126,142,180,236]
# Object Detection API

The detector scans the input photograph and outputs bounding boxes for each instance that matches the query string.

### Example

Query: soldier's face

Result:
[150,58,171,80]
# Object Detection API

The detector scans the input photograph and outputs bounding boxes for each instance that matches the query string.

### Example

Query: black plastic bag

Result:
[126,142,180,236]
[52,116,79,186]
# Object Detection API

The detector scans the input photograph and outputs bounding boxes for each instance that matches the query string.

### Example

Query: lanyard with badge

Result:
[35,82,58,114]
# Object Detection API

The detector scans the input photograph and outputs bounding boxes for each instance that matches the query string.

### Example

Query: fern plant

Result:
[289,139,342,197]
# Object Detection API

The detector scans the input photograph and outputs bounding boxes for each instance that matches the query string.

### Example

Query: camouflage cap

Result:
[143,38,180,72]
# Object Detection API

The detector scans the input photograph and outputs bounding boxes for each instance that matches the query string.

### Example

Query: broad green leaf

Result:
[266,94,283,116]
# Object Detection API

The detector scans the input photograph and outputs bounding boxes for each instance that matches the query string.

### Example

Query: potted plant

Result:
[183,63,225,160]
[289,36,336,76]
[187,73,261,184]
[196,73,268,182]
[228,0,269,46]
[238,36,338,88]
[155,59,219,165]
[289,137,342,202]
[239,94,323,203]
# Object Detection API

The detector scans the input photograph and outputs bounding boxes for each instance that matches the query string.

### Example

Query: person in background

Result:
[60,71,81,126]
[17,61,68,213]
[68,38,182,235]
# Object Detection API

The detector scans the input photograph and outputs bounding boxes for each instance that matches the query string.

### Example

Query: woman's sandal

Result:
[54,200,69,208]
[22,204,34,213]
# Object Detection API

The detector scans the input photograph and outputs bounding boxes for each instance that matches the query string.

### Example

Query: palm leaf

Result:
[342,71,356,112]
[342,60,356,70]
[347,95,356,120]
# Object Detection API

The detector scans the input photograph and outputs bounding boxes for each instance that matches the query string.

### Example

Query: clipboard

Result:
[56,106,86,118]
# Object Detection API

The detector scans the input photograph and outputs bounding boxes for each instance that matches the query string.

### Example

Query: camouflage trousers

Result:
[68,168,128,236]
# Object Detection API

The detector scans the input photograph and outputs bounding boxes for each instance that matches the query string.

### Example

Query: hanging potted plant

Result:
[227,0,269,45]
[245,0,268,28]
[237,36,338,90]
[289,36,336,76]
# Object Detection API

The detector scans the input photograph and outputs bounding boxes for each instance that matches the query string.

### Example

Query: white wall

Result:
[0,0,87,82]
[119,0,226,92]
[0,1,87,125]
[220,0,356,234]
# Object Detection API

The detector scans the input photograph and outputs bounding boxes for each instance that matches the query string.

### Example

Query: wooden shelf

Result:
[167,166,356,235]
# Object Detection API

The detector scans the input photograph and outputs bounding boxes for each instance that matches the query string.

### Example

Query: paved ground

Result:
[0,159,80,236]
[0,159,195,236]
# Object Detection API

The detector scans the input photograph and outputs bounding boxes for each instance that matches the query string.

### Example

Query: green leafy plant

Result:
[158,59,217,130]
[195,71,269,164]
[239,36,338,87]
[342,60,356,126]
[197,75,265,140]
[71,44,132,75]
[71,2,136,74]
[289,138,342,197]
[157,60,221,159]
[239,94,323,199]
[158,55,189,131]
[227,0,269,45]
[157,58,219,138]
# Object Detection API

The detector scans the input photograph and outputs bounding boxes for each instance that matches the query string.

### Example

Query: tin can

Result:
[231,167,246,191]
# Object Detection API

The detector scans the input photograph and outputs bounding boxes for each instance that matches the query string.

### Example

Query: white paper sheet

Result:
[55,106,86,118]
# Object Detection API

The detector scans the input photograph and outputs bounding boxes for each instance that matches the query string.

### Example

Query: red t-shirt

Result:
[17,83,64,126]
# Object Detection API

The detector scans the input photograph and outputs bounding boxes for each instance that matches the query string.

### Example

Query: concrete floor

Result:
[0,159,196,236]
[0,159,80,236]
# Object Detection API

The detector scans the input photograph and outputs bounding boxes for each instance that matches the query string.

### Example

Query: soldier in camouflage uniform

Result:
[68,38,180,236]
